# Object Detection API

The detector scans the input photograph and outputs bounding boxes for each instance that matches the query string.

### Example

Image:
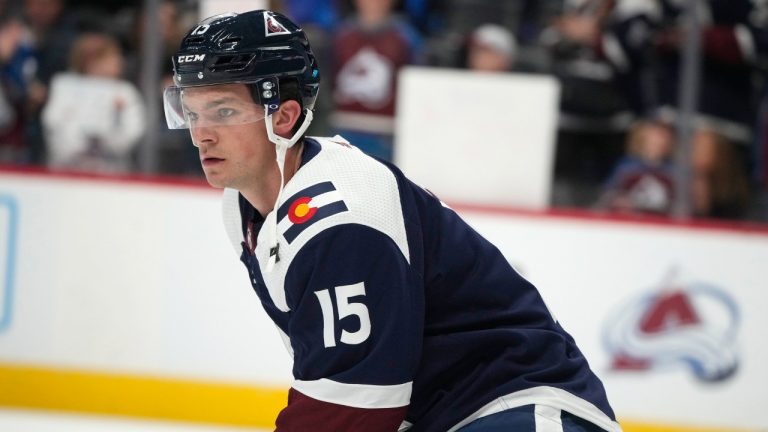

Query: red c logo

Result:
[288,197,317,224]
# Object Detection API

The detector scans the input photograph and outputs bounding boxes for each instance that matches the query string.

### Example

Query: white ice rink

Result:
[0,408,270,432]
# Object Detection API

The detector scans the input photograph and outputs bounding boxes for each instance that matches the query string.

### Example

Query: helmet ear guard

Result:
[251,77,281,115]
[248,76,311,148]
[247,76,314,155]
[265,106,314,149]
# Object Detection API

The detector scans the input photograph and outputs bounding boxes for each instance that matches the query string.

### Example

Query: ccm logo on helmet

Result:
[178,54,206,63]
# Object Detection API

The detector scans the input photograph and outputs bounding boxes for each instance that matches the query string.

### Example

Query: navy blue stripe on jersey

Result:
[283,200,349,243]
[301,138,321,165]
[277,181,337,221]
[456,405,534,431]
[561,409,606,431]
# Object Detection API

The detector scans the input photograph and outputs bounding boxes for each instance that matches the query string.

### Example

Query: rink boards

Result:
[0,169,766,431]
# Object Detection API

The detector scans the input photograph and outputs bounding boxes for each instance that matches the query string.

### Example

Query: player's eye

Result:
[217,108,236,119]
[185,111,199,122]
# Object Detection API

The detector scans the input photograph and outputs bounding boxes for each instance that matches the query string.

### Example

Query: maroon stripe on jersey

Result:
[275,388,408,432]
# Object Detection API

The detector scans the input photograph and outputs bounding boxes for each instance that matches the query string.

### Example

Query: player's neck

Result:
[241,142,304,217]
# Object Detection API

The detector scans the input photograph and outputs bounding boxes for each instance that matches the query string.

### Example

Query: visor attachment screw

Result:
[197,72,204,79]
[262,90,274,99]
[262,81,275,90]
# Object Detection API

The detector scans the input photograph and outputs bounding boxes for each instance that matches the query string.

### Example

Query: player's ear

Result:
[271,100,302,137]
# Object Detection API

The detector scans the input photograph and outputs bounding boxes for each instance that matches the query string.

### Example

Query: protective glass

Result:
[163,85,267,130]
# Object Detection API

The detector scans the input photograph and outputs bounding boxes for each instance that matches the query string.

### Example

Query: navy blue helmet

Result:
[170,10,320,111]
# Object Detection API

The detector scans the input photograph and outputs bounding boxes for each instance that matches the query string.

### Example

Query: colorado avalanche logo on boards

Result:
[264,12,290,37]
[0,194,18,332]
[602,270,740,382]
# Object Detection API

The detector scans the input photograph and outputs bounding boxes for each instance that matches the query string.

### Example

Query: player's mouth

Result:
[202,157,225,167]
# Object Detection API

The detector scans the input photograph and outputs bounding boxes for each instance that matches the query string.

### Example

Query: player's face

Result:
[183,84,276,190]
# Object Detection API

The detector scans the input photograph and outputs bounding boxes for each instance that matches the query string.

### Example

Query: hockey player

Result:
[164,10,621,432]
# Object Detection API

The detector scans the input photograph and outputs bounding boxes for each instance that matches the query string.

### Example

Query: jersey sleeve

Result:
[276,223,423,431]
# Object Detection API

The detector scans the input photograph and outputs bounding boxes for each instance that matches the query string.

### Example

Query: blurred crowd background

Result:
[0,0,766,222]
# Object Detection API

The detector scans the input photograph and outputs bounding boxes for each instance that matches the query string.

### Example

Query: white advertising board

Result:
[0,173,291,386]
[394,67,560,210]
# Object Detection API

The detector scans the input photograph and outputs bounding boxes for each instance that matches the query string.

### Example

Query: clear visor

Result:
[163,85,267,130]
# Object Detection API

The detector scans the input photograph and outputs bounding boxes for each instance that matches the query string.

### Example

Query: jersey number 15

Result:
[314,282,371,348]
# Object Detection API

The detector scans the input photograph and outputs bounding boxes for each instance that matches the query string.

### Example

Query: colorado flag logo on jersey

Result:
[277,182,348,243]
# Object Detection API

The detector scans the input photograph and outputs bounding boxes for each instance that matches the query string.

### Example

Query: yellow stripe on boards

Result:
[0,362,287,428]
[618,420,756,432]
[0,362,760,432]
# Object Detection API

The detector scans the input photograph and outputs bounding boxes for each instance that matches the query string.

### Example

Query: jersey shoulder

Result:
[237,136,413,313]
[220,136,413,313]
[276,136,410,264]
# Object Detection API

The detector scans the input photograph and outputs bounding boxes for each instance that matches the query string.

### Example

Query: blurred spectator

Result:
[543,0,634,208]
[0,84,12,132]
[437,0,534,36]
[690,129,751,219]
[756,88,768,221]
[423,0,557,68]
[603,0,768,220]
[24,0,77,85]
[330,0,422,161]
[41,32,145,173]
[274,0,340,137]
[401,0,439,35]
[597,120,675,215]
[606,0,768,146]
[22,0,79,164]
[465,23,518,72]
[127,0,199,176]
[0,9,36,163]
[125,0,191,83]
[279,0,338,32]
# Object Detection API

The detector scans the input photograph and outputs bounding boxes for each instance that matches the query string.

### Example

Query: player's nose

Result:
[190,125,216,148]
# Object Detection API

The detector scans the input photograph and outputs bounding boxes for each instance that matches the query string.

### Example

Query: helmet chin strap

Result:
[264,108,314,272]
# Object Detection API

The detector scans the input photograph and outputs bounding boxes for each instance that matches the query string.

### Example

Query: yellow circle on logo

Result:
[295,203,310,218]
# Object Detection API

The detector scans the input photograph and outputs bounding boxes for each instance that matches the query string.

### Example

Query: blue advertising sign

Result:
[0,194,18,332]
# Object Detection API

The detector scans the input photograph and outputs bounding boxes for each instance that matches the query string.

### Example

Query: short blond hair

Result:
[69,32,121,74]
